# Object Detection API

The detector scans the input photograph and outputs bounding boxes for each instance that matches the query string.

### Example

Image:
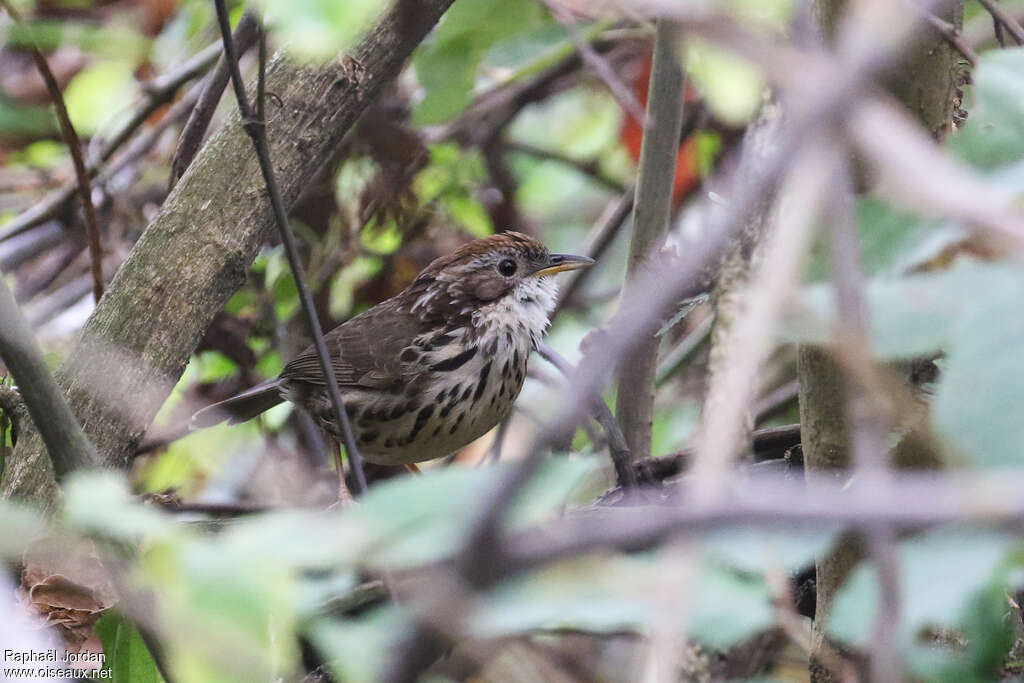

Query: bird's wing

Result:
[279,299,421,390]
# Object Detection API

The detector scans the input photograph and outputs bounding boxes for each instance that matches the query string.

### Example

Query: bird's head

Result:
[404,232,593,329]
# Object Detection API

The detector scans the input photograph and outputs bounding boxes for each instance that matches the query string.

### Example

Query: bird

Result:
[192,232,593,466]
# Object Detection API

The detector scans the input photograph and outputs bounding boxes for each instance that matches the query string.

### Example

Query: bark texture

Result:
[1,0,454,513]
[615,21,685,459]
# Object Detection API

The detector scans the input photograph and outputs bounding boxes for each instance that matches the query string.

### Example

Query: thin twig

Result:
[977,0,1024,44]
[827,149,902,683]
[923,10,978,65]
[631,423,802,483]
[0,35,222,243]
[212,2,366,497]
[655,310,712,385]
[1,0,104,302]
[551,188,633,320]
[169,11,261,190]
[500,470,1024,576]
[537,343,636,488]
[541,1,648,126]
[505,142,627,193]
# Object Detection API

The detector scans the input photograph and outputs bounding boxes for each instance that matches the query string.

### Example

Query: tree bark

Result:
[615,21,685,460]
[800,2,963,678]
[1,0,454,513]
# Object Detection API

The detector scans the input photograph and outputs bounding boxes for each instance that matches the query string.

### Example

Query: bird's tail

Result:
[191,380,284,429]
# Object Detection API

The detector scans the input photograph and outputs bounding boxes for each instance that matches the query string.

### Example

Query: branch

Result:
[0,273,98,479]
[212,7,366,498]
[537,343,637,488]
[169,11,261,190]
[631,422,801,483]
[540,2,647,126]
[551,188,633,320]
[977,0,1024,44]
[0,35,222,244]
[923,10,978,66]
[499,470,1024,577]
[505,142,627,194]
[1,0,103,302]
[615,20,685,460]
[2,0,456,513]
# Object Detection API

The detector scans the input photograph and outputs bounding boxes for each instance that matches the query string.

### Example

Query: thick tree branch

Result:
[614,20,685,460]
[1,0,456,512]
[0,274,98,480]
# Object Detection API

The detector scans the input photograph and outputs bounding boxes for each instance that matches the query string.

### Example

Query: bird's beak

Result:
[532,253,595,278]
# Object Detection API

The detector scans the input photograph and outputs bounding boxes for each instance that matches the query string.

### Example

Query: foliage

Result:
[3,1,1024,682]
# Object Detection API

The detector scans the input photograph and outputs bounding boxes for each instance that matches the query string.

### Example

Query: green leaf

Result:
[95,612,163,683]
[140,536,299,681]
[688,563,774,649]
[255,0,386,61]
[781,262,1021,359]
[932,282,1024,466]
[828,529,1013,648]
[63,60,139,135]
[444,194,493,237]
[309,607,401,683]
[221,458,599,571]
[687,40,763,126]
[702,529,835,574]
[952,48,1024,169]
[63,471,176,542]
[803,198,965,283]
[413,0,548,124]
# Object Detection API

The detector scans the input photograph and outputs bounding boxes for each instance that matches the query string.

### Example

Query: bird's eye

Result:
[497,259,517,277]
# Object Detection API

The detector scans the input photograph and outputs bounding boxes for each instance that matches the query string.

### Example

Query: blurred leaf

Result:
[475,556,774,649]
[828,529,1012,648]
[952,48,1024,169]
[309,607,401,683]
[413,0,548,124]
[255,350,284,379]
[474,556,655,637]
[141,536,299,682]
[220,458,598,571]
[5,20,149,61]
[0,95,56,139]
[63,60,139,136]
[509,87,623,159]
[63,471,176,543]
[444,194,493,237]
[783,262,1024,467]
[328,256,382,318]
[702,529,835,574]
[687,40,763,125]
[95,612,163,683]
[0,499,45,558]
[688,563,774,649]
[255,0,386,61]
[196,351,238,383]
[932,280,1024,466]
[804,197,965,283]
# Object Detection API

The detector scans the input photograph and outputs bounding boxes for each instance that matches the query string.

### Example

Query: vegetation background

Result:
[1,0,1023,681]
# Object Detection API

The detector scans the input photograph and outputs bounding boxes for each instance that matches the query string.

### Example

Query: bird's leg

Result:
[331,440,354,508]
[404,463,421,475]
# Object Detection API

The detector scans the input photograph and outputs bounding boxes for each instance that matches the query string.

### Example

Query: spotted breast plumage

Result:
[192,232,593,466]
